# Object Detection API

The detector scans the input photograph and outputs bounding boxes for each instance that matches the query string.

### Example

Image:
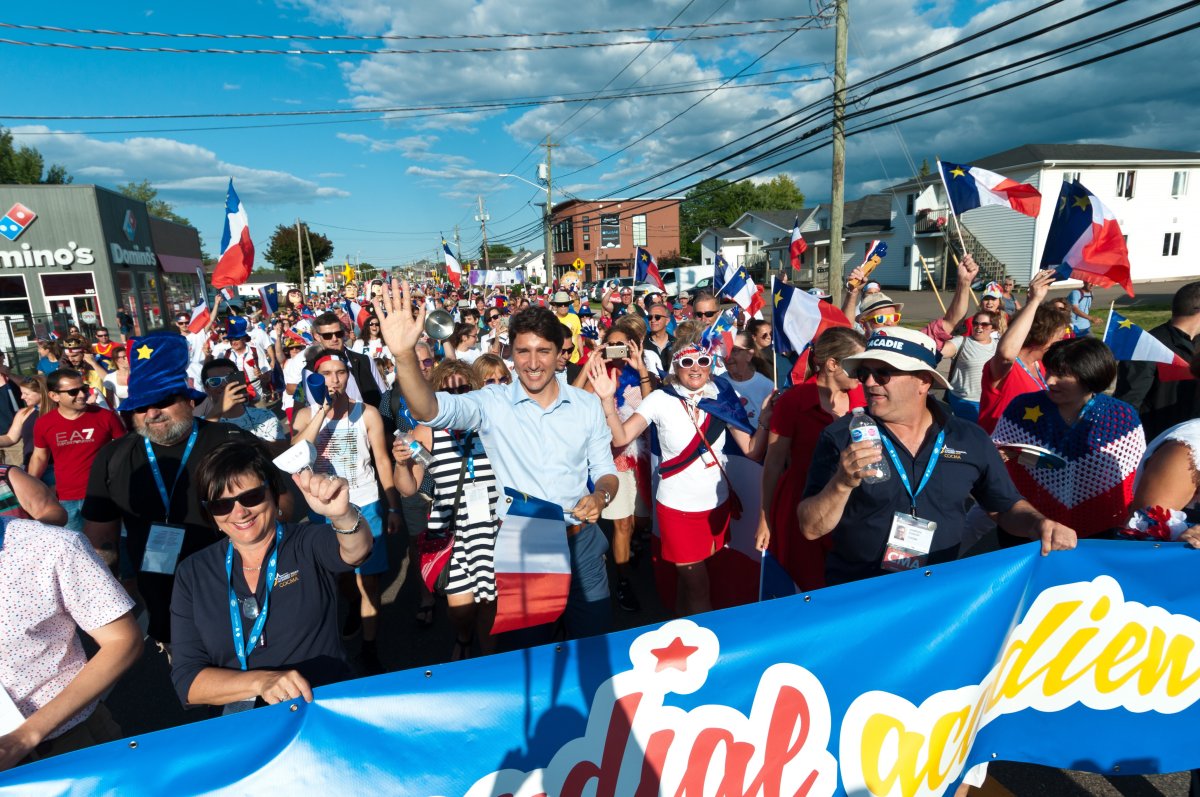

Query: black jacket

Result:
[1113,322,1198,441]
[344,348,383,409]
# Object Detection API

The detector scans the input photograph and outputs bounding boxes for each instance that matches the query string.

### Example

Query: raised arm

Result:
[991,269,1055,383]
[586,356,649,447]
[377,279,440,422]
[931,254,980,337]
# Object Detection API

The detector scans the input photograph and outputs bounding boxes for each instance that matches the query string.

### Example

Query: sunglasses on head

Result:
[53,386,88,397]
[853,366,905,385]
[869,312,902,326]
[319,330,345,340]
[676,355,713,369]
[443,383,471,395]
[694,310,719,319]
[203,484,269,516]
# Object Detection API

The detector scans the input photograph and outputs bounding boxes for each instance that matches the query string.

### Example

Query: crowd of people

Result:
[3,264,1199,776]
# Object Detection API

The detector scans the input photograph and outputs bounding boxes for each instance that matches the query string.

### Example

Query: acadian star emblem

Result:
[1072,195,1091,211]
[950,167,966,178]
[1118,318,1134,329]
[651,637,699,673]
[1023,405,1044,423]
[136,344,153,360]
[774,290,783,307]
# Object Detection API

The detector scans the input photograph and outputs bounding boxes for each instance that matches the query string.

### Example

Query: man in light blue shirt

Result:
[381,281,619,641]
[1067,282,1100,336]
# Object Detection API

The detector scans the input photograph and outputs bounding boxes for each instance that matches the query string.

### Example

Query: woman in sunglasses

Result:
[351,312,392,366]
[589,340,772,616]
[940,310,1000,422]
[392,360,498,660]
[169,440,372,709]
[101,346,131,412]
[472,354,512,388]
[444,322,482,366]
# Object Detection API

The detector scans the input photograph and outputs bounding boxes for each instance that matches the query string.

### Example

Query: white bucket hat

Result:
[841,327,950,389]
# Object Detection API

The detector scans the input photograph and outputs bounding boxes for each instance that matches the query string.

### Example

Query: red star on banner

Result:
[650,637,699,673]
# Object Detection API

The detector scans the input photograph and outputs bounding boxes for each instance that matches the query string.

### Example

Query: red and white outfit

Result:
[635,385,735,563]
[224,344,266,400]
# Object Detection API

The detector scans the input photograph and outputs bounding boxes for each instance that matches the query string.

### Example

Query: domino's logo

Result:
[122,209,137,241]
[0,203,37,242]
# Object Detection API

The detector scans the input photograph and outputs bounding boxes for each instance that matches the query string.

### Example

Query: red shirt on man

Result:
[32,406,126,500]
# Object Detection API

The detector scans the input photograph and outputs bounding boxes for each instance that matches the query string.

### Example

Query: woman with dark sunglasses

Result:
[169,441,372,710]
[940,310,1000,422]
[351,312,392,366]
[588,340,772,616]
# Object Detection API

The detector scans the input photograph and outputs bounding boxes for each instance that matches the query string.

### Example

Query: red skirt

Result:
[656,499,733,564]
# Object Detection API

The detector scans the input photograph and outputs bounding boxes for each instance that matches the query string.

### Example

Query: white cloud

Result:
[316,171,344,178]
[336,131,470,164]
[222,83,241,91]
[10,126,349,203]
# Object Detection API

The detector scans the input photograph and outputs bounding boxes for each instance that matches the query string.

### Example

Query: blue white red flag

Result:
[699,309,737,359]
[938,160,1042,217]
[491,488,572,634]
[442,238,462,287]
[1040,180,1134,297]
[771,276,850,360]
[187,299,211,335]
[219,286,237,302]
[789,216,807,269]
[714,255,765,318]
[1105,310,1191,381]
[635,247,665,291]
[212,179,254,289]
[258,284,280,316]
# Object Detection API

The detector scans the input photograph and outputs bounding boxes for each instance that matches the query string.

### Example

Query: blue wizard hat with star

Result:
[123,332,206,412]
[225,316,250,340]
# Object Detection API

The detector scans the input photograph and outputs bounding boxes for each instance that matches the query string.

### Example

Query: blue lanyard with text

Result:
[1015,357,1048,391]
[226,523,283,671]
[450,431,475,480]
[144,422,199,520]
[880,428,946,516]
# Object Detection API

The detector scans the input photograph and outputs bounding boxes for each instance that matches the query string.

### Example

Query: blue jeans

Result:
[946,392,980,423]
[61,499,85,533]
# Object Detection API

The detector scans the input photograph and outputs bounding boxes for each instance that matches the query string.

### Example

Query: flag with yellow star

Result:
[1104,310,1192,380]
[1039,179,1133,297]
[937,159,1041,217]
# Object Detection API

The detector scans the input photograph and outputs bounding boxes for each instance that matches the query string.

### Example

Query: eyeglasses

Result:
[973,320,993,328]
[649,314,668,321]
[694,310,719,319]
[755,332,772,340]
[676,355,713,369]
[853,366,904,385]
[367,322,380,327]
[204,374,238,388]
[175,319,188,325]
[442,383,471,394]
[551,302,570,308]
[488,315,500,321]
[484,376,510,385]
[53,386,88,397]
[203,484,269,516]
[869,313,902,326]
[134,394,184,412]
[419,358,435,369]
[96,332,109,338]
[561,345,575,355]
[318,330,345,340]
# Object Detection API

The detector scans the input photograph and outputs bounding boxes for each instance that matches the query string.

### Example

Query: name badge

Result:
[882,512,936,573]
[142,523,186,575]
[464,484,492,527]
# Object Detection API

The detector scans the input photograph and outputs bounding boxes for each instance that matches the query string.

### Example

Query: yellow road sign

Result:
[572,258,585,270]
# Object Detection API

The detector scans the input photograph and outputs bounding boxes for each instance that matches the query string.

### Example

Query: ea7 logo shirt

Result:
[33,406,126,501]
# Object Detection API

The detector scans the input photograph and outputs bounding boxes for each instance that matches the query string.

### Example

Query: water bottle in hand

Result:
[395,431,435,468]
[848,408,891,484]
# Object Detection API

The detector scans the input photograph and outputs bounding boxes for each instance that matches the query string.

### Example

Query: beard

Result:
[136,414,194,446]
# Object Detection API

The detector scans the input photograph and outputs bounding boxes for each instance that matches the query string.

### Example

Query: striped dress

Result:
[427,429,498,602]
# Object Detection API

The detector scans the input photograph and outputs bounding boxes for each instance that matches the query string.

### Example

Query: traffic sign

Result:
[572,258,585,271]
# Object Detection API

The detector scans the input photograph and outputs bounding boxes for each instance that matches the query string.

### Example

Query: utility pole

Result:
[303,227,317,295]
[541,136,556,284]
[476,195,491,273]
[294,218,305,294]
[453,224,461,263]
[827,0,849,305]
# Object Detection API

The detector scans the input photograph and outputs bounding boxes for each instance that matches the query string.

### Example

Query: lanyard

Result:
[144,422,199,521]
[1014,357,1047,391]
[880,428,946,516]
[450,431,475,480]
[226,522,283,671]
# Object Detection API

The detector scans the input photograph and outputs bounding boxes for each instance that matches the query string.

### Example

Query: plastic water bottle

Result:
[395,431,435,469]
[848,408,891,484]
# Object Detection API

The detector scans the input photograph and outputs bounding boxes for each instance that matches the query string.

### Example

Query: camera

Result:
[604,344,629,359]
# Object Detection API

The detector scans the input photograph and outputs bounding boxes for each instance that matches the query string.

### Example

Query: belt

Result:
[566,523,585,536]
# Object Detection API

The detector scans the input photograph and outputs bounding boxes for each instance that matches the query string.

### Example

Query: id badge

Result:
[141,524,186,575]
[464,484,491,526]
[882,513,936,573]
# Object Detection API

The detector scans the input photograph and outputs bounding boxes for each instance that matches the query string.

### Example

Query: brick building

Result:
[547,198,681,283]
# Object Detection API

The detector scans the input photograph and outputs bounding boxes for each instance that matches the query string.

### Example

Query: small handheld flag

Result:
[788,216,807,270]
[1105,311,1190,381]
[848,240,887,289]
[1040,180,1133,297]
[492,488,572,634]
[635,247,665,292]
[187,299,211,335]
[937,160,1042,218]
[258,284,280,316]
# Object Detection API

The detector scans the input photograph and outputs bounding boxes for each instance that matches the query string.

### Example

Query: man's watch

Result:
[599,489,613,507]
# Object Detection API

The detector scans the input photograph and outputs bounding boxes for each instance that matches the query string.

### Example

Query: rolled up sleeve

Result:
[427,391,484,433]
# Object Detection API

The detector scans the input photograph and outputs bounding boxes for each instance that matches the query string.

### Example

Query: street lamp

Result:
[498,172,553,283]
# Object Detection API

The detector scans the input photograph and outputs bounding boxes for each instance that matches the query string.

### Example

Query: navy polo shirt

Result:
[803,400,1022,585]
[169,521,357,706]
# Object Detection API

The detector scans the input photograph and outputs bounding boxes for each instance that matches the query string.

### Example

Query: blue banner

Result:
[3,540,1199,796]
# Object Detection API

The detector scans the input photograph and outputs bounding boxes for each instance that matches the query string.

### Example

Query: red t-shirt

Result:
[977,357,1045,434]
[33,406,126,500]
[767,379,866,591]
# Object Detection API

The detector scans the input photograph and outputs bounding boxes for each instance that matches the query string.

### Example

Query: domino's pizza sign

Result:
[0,203,36,241]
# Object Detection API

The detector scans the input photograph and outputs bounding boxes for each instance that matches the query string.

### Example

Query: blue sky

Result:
[4,0,1198,269]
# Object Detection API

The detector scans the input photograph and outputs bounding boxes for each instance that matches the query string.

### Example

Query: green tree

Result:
[264,222,334,287]
[116,180,192,226]
[0,127,72,185]
[482,243,514,263]
[753,174,805,212]
[918,159,932,177]
[679,176,804,260]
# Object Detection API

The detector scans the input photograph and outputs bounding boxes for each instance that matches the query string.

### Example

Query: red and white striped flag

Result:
[187,299,211,334]
[491,488,572,635]
[789,215,807,269]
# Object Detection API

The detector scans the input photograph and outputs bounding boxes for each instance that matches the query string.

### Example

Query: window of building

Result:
[1173,171,1189,197]
[903,245,912,266]
[632,215,647,247]
[552,220,574,253]
[583,242,590,251]
[581,215,590,232]
[905,193,916,215]
[1164,232,1181,257]
[0,275,31,316]
[600,214,620,248]
[1063,171,1081,184]
[1116,170,1136,198]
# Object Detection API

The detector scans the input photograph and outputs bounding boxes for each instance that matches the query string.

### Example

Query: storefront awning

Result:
[158,253,202,274]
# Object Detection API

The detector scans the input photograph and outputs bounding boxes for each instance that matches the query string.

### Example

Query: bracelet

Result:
[332,505,363,535]
[387,507,402,515]
[639,377,651,383]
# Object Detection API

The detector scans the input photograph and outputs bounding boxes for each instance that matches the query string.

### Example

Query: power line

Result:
[0,25,826,57]
[0,15,828,42]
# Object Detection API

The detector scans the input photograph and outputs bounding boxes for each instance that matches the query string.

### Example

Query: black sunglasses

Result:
[53,386,88,397]
[443,384,471,395]
[419,357,435,368]
[853,366,905,385]
[134,393,185,412]
[561,346,575,355]
[319,330,345,340]
[694,310,719,319]
[203,484,269,516]
[649,314,668,321]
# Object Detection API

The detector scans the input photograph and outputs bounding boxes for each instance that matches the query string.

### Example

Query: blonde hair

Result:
[430,359,481,391]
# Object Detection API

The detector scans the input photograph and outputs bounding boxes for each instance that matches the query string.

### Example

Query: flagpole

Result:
[758,549,766,603]
[917,254,947,314]
[770,276,779,394]
[1102,300,1116,344]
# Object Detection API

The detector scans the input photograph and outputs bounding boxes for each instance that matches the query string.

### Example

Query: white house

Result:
[693,226,754,270]
[885,143,1200,290]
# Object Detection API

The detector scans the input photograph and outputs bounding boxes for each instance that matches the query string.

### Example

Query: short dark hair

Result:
[313,312,342,328]
[1043,336,1117,394]
[194,440,287,511]
[508,307,564,351]
[201,357,237,381]
[448,322,478,348]
[47,368,83,391]
[306,347,348,371]
[1026,304,1070,348]
[1172,282,1200,318]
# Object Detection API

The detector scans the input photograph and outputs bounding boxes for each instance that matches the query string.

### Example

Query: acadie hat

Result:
[123,332,206,412]
[841,327,950,389]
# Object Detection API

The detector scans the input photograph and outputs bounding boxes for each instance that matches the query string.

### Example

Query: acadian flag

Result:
[187,299,211,334]
[442,239,463,288]
[771,277,851,381]
[635,246,665,292]
[789,216,807,269]
[714,255,765,318]
[699,308,737,359]
[938,160,1041,218]
[212,179,254,289]
[491,488,572,634]
[258,284,280,315]
[1105,311,1191,381]
[1040,180,1134,297]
